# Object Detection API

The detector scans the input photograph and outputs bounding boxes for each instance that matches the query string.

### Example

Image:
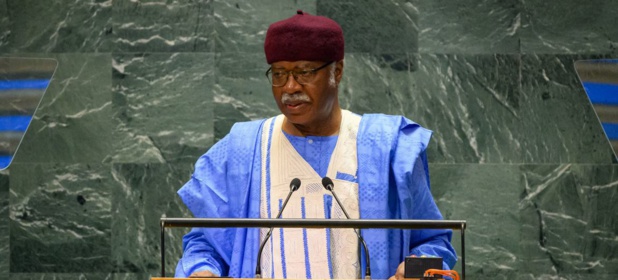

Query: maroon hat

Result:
[264,10,344,64]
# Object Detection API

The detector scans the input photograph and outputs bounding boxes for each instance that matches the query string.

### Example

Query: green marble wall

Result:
[1,0,617,279]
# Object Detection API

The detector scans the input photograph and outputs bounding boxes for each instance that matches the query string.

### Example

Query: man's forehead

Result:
[270,60,326,69]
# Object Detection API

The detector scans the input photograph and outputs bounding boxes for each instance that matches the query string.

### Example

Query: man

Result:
[175,10,456,279]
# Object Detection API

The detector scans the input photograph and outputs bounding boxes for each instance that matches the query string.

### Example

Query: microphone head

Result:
[321,177,334,191]
[290,178,301,191]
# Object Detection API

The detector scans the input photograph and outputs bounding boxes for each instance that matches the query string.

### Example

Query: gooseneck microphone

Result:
[255,178,301,278]
[322,176,372,280]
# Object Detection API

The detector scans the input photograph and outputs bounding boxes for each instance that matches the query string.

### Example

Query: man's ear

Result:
[335,60,344,84]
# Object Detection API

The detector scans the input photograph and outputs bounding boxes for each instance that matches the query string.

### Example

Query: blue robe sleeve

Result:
[175,135,232,277]
[175,119,264,278]
[393,120,457,270]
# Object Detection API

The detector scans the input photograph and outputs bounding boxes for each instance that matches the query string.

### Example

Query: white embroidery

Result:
[260,110,362,279]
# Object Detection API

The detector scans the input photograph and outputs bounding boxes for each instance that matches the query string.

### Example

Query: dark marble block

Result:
[10,53,113,165]
[9,274,113,280]
[0,170,8,280]
[7,273,151,279]
[9,163,113,273]
[112,53,214,164]
[340,53,522,163]
[214,52,277,141]
[7,274,154,280]
[1,0,112,53]
[413,0,521,54]
[520,54,613,164]
[520,164,618,278]
[430,164,521,279]
[213,0,316,53]
[317,0,418,53]
[110,163,193,275]
[520,0,618,54]
[113,0,214,52]
[0,0,9,50]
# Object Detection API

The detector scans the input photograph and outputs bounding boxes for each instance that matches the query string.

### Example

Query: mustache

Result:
[281,93,310,104]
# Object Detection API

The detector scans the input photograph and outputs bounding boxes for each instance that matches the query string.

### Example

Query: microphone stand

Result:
[322,177,372,280]
[255,178,300,278]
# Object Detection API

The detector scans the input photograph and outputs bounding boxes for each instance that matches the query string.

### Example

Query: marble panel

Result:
[0,0,9,50]
[520,164,618,278]
[317,0,418,53]
[213,52,277,141]
[520,0,618,54]
[520,54,613,163]
[9,274,112,280]
[112,53,214,164]
[340,53,522,163]
[213,0,315,53]
[110,163,193,275]
[0,170,8,279]
[7,274,154,280]
[413,0,521,54]
[9,163,113,272]
[430,164,521,279]
[516,274,618,280]
[8,274,152,280]
[113,0,214,52]
[9,53,112,164]
[2,0,112,52]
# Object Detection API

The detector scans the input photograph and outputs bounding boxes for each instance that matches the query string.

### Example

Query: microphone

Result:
[322,176,372,280]
[255,178,301,278]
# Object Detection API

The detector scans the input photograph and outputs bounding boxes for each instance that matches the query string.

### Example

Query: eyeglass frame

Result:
[265,61,334,87]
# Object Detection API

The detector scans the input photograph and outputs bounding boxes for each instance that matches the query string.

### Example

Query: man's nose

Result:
[283,73,302,91]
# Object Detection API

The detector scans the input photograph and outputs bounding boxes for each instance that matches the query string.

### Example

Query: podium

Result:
[159,218,467,280]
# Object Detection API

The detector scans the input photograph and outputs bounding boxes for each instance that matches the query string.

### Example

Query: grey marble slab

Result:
[413,0,521,54]
[8,274,113,280]
[112,53,214,164]
[317,0,418,54]
[9,163,113,272]
[0,0,9,51]
[0,170,8,280]
[1,0,112,53]
[113,0,214,52]
[520,164,618,278]
[9,53,112,164]
[213,0,316,53]
[520,54,614,163]
[520,0,618,54]
[6,273,151,280]
[340,53,522,163]
[516,274,618,280]
[430,164,521,279]
[110,163,193,275]
[214,52,278,141]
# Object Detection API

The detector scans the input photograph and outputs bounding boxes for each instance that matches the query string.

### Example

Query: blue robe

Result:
[176,113,457,279]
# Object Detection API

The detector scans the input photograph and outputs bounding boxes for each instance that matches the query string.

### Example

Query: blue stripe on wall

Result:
[0,115,32,131]
[602,123,618,140]
[0,80,50,90]
[582,82,618,105]
[0,155,11,169]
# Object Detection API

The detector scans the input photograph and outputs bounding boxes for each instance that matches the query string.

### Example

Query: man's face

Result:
[270,60,343,129]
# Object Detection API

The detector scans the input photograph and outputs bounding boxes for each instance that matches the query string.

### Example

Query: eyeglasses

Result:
[265,62,333,87]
